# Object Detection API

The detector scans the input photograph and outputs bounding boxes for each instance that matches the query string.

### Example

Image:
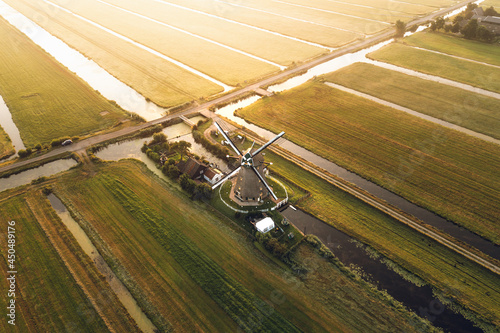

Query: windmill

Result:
[212,121,284,203]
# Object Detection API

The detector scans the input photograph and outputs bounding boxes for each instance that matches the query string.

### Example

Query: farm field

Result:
[482,0,500,7]
[247,136,500,329]
[236,81,500,245]
[368,42,500,93]
[50,0,279,86]
[53,159,437,332]
[403,31,500,67]
[0,189,139,332]
[325,62,500,139]
[5,0,222,109]
[101,0,327,65]
[0,125,13,160]
[0,16,132,147]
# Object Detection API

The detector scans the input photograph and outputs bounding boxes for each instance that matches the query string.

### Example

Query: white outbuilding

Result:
[255,217,275,233]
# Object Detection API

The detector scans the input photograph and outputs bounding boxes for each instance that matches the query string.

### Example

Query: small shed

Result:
[255,217,275,233]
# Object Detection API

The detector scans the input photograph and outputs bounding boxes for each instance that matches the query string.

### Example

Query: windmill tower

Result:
[212,121,284,204]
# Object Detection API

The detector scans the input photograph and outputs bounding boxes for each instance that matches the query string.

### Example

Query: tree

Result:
[453,15,464,24]
[444,24,451,33]
[180,174,196,194]
[395,20,406,37]
[152,132,167,144]
[451,21,461,33]
[461,19,478,39]
[163,164,180,179]
[435,17,445,30]
[477,25,494,42]
[172,141,191,161]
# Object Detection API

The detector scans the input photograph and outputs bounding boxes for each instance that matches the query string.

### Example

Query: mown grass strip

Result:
[324,62,500,139]
[368,42,500,93]
[0,16,132,147]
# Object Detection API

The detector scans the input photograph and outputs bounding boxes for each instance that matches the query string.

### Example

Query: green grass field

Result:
[368,43,500,93]
[0,191,139,332]
[7,0,223,108]
[0,125,14,160]
[237,81,500,245]
[0,16,132,147]
[54,159,439,332]
[403,31,500,67]
[325,62,500,139]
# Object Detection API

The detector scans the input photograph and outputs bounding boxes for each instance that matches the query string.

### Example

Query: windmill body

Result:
[212,121,284,205]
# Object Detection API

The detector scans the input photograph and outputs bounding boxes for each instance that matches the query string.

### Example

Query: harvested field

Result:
[368,42,500,93]
[0,15,131,147]
[237,81,500,244]
[325,62,500,139]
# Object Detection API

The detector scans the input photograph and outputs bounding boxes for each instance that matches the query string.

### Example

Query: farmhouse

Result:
[177,157,207,180]
[470,6,500,35]
[203,168,223,185]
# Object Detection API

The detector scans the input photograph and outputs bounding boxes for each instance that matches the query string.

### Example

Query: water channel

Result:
[0,1,494,331]
[0,95,24,154]
[215,98,500,261]
[0,158,76,192]
[281,207,482,333]
[47,194,157,333]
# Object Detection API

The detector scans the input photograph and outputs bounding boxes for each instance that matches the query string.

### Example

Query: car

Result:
[61,139,73,146]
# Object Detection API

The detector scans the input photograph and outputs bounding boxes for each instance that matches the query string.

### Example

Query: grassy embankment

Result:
[7,0,222,108]
[41,0,279,86]
[0,190,139,332]
[0,16,133,148]
[237,81,500,244]
[403,31,500,67]
[100,0,326,66]
[368,42,500,93]
[0,125,14,160]
[54,159,438,332]
[325,62,500,139]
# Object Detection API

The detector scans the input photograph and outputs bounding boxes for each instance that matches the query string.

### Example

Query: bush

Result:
[51,136,70,147]
[18,149,31,158]
[152,132,167,144]
[34,143,42,151]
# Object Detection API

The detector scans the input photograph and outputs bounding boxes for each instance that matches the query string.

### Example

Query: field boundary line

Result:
[363,58,500,100]
[242,133,500,276]
[272,0,392,25]
[212,0,364,35]
[324,81,500,145]
[407,45,500,69]
[96,0,285,69]
[42,0,233,91]
[150,0,334,50]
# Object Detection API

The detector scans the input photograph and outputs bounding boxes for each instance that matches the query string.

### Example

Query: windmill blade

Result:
[251,166,278,200]
[214,121,242,156]
[251,132,285,157]
[212,166,241,190]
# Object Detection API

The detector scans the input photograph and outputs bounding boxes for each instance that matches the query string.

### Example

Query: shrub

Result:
[18,149,31,158]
